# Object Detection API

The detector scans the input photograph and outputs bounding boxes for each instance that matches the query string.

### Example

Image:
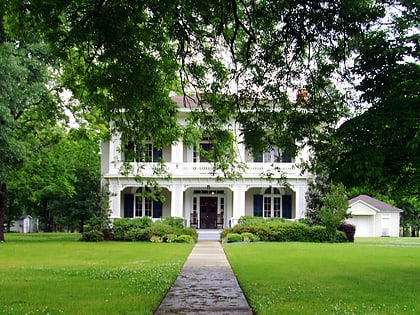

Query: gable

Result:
[348,201,378,216]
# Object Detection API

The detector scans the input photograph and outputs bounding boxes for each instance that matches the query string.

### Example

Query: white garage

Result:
[346,195,402,237]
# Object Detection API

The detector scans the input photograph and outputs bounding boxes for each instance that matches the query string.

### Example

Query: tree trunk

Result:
[0,183,7,242]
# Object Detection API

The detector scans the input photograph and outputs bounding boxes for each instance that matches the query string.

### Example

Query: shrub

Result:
[173,235,194,243]
[180,227,198,241]
[160,217,185,229]
[162,234,178,243]
[125,228,150,242]
[80,230,104,242]
[222,220,349,243]
[148,222,179,239]
[226,233,243,243]
[241,232,259,242]
[339,224,356,242]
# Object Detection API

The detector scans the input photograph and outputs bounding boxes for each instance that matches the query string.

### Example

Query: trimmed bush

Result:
[162,234,178,243]
[173,235,194,243]
[241,232,259,242]
[111,217,197,242]
[226,233,243,243]
[80,230,104,242]
[160,217,185,229]
[339,224,356,242]
[222,219,349,243]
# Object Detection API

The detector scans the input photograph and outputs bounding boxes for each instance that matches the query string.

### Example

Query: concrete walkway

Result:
[154,241,253,315]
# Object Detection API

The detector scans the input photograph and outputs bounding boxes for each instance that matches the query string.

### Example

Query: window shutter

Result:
[124,194,134,218]
[282,195,292,219]
[253,152,263,162]
[153,201,163,218]
[153,147,163,162]
[253,195,263,217]
[282,151,292,163]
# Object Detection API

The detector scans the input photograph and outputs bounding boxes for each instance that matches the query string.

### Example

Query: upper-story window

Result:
[124,142,162,162]
[193,138,214,162]
[253,147,292,163]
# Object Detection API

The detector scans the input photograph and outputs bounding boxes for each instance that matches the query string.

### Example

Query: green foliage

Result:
[223,219,347,243]
[173,235,195,244]
[225,233,243,243]
[317,183,349,242]
[110,217,197,243]
[80,230,104,242]
[241,232,259,243]
[160,216,185,229]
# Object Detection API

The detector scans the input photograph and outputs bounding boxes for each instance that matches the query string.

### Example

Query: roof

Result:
[171,95,199,108]
[349,195,403,212]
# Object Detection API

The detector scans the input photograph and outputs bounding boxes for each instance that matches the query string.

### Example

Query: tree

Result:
[305,171,332,226]
[317,183,348,242]
[0,4,60,240]
[8,0,388,167]
[316,3,419,200]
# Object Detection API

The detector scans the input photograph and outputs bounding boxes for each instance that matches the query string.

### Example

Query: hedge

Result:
[221,218,348,243]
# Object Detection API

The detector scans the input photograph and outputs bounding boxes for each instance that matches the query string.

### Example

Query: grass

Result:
[224,237,420,315]
[0,233,194,315]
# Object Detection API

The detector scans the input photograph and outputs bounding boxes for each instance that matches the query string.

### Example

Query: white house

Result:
[347,195,402,237]
[101,96,313,229]
[10,215,38,233]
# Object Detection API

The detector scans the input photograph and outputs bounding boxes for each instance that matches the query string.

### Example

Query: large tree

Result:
[315,2,419,204]
[0,4,61,240]
[3,1,418,235]
[7,0,389,163]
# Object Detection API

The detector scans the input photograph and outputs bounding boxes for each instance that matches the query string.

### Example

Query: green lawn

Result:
[224,238,420,315]
[0,233,194,315]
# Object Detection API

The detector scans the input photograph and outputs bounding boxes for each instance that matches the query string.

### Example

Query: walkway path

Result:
[154,241,253,315]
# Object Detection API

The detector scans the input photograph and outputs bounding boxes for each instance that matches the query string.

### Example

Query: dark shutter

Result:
[253,195,263,217]
[282,195,292,219]
[124,194,134,218]
[153,147,163,162]
[253,152,263,162]
[153,201,163,218]
[282,151,292,163]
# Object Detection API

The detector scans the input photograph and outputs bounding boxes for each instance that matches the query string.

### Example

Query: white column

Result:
[171,141,184,163]
[294,183,308,219]
[231,185,246,226]
[109,183,122,218]
[170,185,184,218]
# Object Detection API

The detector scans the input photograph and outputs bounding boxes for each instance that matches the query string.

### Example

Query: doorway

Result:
[200,197,217,229]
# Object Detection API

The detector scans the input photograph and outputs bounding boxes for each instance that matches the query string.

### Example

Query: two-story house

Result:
[101,96,313,229]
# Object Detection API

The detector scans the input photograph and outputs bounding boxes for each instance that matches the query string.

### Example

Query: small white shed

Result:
[346,195,402,237]
[10,215,39,233]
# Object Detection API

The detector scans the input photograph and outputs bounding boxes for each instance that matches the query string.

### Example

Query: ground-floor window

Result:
[254,188,293,219]
[123,188,162,218]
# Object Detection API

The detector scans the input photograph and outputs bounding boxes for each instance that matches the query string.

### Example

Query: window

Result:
[263,187,282,218]
[193,139,214,162]
[124,142,162,162]
[135,187,152,217]
[253,147,293,163]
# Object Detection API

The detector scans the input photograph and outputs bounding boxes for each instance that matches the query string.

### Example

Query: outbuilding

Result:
[10,215,38,233]
[347,195,402,237]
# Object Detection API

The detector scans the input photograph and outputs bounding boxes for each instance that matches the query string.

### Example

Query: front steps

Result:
[197,229,222,241]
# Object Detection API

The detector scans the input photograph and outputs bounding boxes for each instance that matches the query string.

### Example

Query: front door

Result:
[200,197,217,229]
